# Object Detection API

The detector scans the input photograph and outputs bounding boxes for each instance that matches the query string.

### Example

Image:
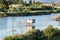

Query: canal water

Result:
[0,13,60,40]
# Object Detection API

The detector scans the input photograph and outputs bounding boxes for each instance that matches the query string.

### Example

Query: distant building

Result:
[55,0,60,6]
[42,2,54,6]
[54,2,60,9]
[9,4,23,7]
[54,0,60,6]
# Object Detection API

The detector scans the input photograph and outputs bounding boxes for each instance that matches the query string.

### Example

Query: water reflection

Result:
[0,13,60,40]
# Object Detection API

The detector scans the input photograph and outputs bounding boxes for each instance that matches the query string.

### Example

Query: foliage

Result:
[3,0,9,9]
[18,0,23,4]
[43,25,54,40]
[23,8,31,12]
[3,25,60,40]
[53,29,60,36]
[0,0,4,8]
[4,29,43,40]
[50,29,60,40]
[29,0,32,5]
[33,0,35,4]
[42,6,54,10]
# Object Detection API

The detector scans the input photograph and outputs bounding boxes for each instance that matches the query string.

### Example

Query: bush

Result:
[42,6,54,10]
[4,26,60,40]
[4,29,43,40]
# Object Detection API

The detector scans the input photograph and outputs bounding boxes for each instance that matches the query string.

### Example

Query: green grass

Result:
[51,35,60,40]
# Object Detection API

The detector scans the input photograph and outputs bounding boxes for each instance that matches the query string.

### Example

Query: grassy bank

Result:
[0,5,60,16]
[5,10,60,16]
[0,9,60,17]
[3,25,60,40]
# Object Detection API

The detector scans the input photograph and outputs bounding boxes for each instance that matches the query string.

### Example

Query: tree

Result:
[0,0,3,4]
[18,0,23,4]
[44,25,54,40]
[42,6,54,10]
[29,0,32,5]
[0,0,3,7]
[23,8,31,12]
[26,29,43,40]
[3,0,9,9]
[4,29,43,40]
[33,0,35,4]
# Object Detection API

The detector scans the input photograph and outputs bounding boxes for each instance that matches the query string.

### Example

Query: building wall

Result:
[42,3,53,6]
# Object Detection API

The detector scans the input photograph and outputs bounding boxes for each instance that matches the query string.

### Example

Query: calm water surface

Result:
[0,13,60,40]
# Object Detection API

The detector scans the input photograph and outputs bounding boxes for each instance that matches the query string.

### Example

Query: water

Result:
[0,13,60,40]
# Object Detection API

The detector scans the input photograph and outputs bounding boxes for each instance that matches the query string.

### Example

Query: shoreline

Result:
[6,12,50,16]
[0,11,60,17]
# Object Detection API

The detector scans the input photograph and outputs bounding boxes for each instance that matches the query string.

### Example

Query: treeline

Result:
[0,0,57,11]
[4,25,60,40]
[0,0,42,9]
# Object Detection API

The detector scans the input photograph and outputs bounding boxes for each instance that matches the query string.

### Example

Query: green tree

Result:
[23,8,31,12]
[0,0,3,7]
[3,0,9,9]
[44,25,54,40]
[33,0,35,4]
[0,0,3,4]
[18,0,23,4]
[25,29,43,40]
[42,6,54,10]
[4,29,43,40]
[29,0,32,5]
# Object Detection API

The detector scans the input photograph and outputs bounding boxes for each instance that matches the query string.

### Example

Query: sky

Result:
[24,0,57,3]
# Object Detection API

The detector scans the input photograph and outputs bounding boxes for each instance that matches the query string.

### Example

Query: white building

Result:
[42,3,54,6]
[9,4,23,8]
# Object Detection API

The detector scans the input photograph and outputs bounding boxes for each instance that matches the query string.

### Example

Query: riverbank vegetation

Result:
[0,0,60,16]
[4,25,60,40]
